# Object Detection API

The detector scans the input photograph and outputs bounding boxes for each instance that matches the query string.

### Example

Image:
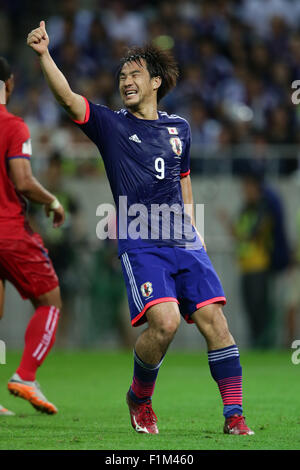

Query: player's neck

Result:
[127,102,158,120]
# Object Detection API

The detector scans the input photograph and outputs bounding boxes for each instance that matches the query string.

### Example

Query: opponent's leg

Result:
[8,287,62,414]
[127,301,180,434]
[192,303,254,435]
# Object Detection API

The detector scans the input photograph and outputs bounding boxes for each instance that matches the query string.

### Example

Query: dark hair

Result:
[0,57,12,82]
[118,43,179,102]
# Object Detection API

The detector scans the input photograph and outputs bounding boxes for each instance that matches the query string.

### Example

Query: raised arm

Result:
[27,21,86,122]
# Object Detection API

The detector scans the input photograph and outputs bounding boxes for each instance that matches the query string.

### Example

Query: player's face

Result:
[119,59,156,108]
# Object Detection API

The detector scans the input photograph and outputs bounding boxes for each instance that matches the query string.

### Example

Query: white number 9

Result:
[155,157,165,180]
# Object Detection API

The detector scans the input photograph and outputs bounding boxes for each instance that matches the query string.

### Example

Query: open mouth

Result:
[124,90,138,98]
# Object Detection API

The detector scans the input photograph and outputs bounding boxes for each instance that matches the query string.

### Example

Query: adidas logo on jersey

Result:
[129,134,142,143]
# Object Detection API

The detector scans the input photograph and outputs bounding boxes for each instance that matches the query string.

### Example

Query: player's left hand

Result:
[45,203,65,228]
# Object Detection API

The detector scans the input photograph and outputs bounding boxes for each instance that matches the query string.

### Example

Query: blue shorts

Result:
[120,246,226,327]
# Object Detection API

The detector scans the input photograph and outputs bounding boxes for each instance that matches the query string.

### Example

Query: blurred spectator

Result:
[267,105,295,145]
[219,169,290,348]
[240,0,295,38]
[249,42,271,81]
[266,105,298,174]
[0,0,299,175]
[101,1,147,45]
[193,0,230,44]
[245,74,277,130]
[189,100,221,153]
[173,21,198,66]
[83,17,112,71]
[284,208,300,346]
[196,37,233,88]
[47,0,94,50]
[214,63,248,109]
[157,0,180,33]
[267,15,290,59]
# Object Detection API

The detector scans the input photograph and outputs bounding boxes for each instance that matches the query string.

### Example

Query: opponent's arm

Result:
[27,21,86,122]
[181,174,206,250]
[8,158,65,228]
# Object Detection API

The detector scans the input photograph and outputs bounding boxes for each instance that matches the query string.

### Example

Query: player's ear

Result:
[5,75,14,98]
[153,76,162,91]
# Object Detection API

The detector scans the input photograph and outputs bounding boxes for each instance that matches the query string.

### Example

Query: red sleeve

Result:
[72,96,90,124]
[180,122,191,178]
[6,119,32,160]
[180,169,191,178]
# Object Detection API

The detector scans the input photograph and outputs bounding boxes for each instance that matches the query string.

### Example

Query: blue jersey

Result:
[74,97,201,255]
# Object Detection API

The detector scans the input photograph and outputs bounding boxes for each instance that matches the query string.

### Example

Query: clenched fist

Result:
[27,21,49,56]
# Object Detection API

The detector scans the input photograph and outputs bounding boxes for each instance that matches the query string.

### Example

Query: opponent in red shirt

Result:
[0,57,65,415]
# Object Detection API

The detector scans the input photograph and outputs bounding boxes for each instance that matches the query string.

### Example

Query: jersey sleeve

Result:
[6,119,32,160]
[180,122,191,178]
[72,96,115,152]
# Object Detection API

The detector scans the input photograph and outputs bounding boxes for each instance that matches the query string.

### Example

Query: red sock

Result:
[16,305,60,381]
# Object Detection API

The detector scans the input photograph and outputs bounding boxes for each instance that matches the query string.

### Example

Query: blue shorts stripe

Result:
[123,253,144,311]
[122,253,144,312]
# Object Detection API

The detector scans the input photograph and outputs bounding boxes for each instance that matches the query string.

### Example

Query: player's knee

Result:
[154,311,181,344]
[32,286,62,311]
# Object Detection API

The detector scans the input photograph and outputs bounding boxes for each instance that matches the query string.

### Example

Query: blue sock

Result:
[208,345,243,418]
[129,350,164,404]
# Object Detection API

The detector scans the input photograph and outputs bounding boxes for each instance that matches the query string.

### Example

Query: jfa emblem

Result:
[170,137,182,156]
[141,282,153,298]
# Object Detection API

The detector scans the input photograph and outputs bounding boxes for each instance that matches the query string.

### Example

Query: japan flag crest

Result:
[170,137,182,156]
[141,282,153,298]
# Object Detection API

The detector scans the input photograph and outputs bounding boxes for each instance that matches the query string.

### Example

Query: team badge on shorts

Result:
[169,137,182,156]
[140,282,153,298]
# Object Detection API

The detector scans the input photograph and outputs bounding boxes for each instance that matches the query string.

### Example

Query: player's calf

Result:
[16,305,60,382]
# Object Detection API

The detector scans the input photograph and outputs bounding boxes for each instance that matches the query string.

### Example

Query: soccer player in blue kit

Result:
[27,21,254,436]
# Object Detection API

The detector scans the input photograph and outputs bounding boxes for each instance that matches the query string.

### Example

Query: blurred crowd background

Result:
[1,0,300,350]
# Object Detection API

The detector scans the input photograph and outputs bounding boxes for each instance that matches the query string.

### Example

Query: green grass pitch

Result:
[0,350,299,450]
